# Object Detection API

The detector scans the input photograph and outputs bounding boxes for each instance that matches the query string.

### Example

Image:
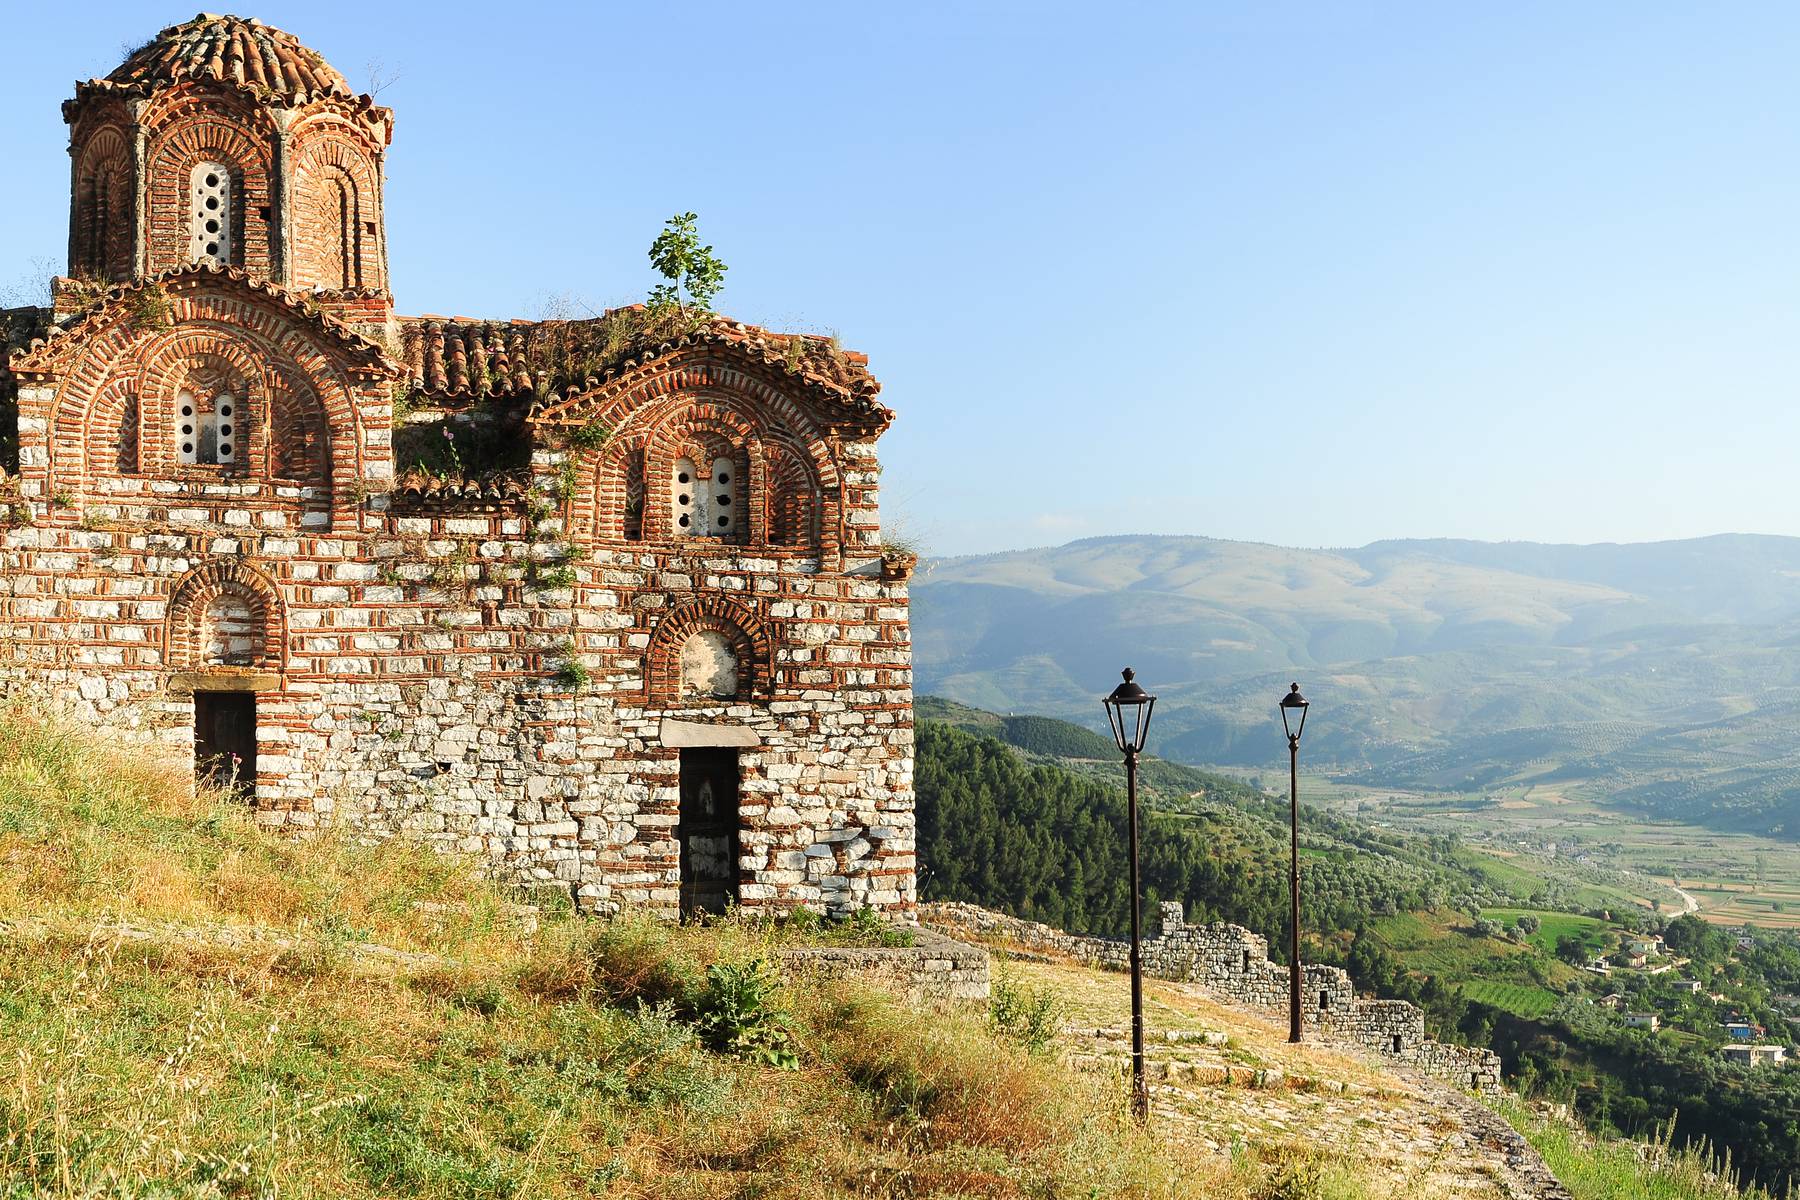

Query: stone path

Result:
[1013,959,1573,1199]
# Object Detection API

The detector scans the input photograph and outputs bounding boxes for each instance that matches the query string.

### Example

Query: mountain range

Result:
[910,534,1800,834]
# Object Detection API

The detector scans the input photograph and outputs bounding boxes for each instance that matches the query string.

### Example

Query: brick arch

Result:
[145,106,274,274]
[268,365,331,484]
[645,598,774,704]
[164,560,285,671]
[585,431,649,541]
[569,373,843,560]
[135,329,267,480]
[50,301,360,512]
[72,125,134,281]
[764,440,820,548]
[290,127,384,291]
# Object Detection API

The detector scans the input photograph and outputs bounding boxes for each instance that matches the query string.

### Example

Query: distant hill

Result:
[912,534,1800,834]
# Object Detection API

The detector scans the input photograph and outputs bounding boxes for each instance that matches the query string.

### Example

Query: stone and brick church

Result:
[0,14,917,917]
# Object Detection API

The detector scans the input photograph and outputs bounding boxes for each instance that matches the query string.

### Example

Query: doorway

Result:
[195,692,256,797]
[678,748,739,917]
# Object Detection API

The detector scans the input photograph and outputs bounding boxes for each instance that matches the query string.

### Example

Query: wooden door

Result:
[678,748,739,917]
[195,692,256,797]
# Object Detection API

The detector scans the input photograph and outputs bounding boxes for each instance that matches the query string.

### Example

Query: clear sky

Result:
[3,3,1799,557]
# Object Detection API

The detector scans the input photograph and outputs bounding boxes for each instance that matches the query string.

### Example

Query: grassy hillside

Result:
[0,703,1351,1200]
[0,705,1776,1198]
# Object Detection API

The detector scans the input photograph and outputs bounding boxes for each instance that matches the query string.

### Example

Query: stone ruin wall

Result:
[778,929,990,1004]
[922,900,1502,1094]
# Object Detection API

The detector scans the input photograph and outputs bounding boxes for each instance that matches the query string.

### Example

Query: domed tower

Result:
[62,14,393,295]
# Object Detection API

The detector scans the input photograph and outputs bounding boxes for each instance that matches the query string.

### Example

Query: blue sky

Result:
[4,3,1800,557]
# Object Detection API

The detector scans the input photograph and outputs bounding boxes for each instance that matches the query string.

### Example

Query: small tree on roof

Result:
[647,212,728,317]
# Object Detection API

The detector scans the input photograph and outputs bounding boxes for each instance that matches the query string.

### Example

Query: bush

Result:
[989,967,1068,1054]
[692,958,801,1070]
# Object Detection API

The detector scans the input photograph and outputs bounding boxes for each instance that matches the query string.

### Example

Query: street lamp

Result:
[1279,682,1310,1043]
[1103,666,1156,1120]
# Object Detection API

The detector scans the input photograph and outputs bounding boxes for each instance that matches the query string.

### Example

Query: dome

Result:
[102,13,354,105]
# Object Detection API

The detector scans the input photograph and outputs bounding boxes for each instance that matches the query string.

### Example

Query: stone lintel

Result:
[659,718,759,748]
[170,671,282,694]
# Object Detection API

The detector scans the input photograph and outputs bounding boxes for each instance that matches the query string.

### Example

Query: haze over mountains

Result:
[911,534,1800,835]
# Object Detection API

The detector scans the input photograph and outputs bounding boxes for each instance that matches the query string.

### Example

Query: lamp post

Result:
[1103,667,1156,1120]
[1279,682,1310,1044]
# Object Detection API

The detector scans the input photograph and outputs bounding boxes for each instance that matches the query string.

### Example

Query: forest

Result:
[915,719,1479,950]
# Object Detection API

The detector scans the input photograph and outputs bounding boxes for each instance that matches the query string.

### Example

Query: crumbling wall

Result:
[921,900,1502,1094]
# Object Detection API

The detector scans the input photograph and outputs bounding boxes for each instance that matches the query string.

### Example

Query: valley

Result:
[1298,775,1800,930]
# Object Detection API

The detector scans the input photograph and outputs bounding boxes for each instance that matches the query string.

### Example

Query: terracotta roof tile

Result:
[389,473,528,511]
[395,308,888,431]
[102,14,353,104]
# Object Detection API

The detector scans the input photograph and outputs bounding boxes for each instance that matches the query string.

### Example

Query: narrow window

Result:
[672,456,699,534]
[1241,949,1252,972]
[177,390,236,466]
[710,456,734,537]
[1319,989,1330,1011]
[189,163,231,263]
[89,176,111,273]
[622,449,645,541]
[1391,1034,1403,1053]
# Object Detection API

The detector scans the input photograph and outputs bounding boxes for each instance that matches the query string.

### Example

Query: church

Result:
[0,14,917,918]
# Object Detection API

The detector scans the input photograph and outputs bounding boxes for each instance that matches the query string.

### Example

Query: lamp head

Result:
[1103,667,1157,754]
[1279,681,1309,742]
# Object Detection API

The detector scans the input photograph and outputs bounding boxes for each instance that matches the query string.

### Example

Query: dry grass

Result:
[0,702,522,961]
[0,705,1413,1198]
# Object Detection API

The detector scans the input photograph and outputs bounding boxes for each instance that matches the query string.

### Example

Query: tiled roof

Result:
[389,473,528,511]
[91,14,355,106]
[397,308,888,430]
[7,265,400,380]
[0,306,52,377]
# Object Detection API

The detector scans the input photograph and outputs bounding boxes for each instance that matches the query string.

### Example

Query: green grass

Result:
[1495,1096,1776,1200]
[1483,908,1611,955]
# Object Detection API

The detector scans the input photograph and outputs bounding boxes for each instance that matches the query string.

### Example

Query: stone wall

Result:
[777,929,990,1003]
[921,901,1502,1094]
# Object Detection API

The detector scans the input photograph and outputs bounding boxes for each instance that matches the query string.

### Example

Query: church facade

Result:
[0,15,917,917]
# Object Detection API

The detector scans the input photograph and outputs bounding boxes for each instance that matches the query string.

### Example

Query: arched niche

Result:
[164,560,285,671]
[645,598,772,704]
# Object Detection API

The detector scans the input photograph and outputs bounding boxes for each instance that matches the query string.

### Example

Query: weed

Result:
[124,282,173,333]
[989,965,1069,1054]
[533,564,577,591]
[692,958,801,1070]
[567,420,610,451]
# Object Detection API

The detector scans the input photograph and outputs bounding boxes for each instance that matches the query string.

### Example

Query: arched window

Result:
[622,449,646,541]
[189,163,231,263]
[176,389,238,466]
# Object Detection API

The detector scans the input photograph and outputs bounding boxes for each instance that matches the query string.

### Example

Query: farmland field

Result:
[1276,772,1800,930]
[1459,980,1560,1018]
[1481,908,1610,956]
